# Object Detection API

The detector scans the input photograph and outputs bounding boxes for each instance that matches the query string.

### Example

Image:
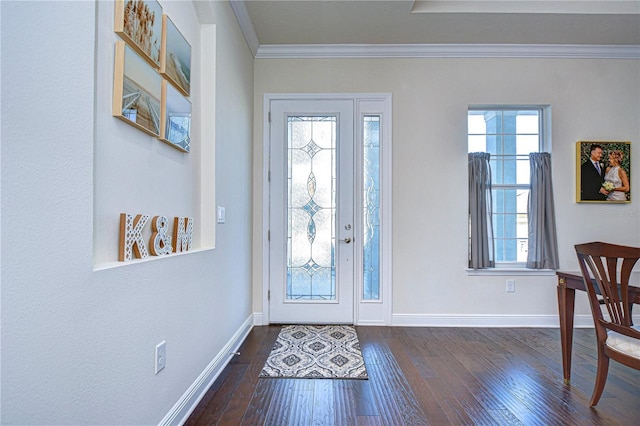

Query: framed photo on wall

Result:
[114,0,163,68]
[160,80,191,152]
[576,141,631,203]
[113,41,162,137]
[160,14,191,96]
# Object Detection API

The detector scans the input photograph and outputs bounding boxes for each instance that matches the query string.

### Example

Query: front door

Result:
[269,99,355,323]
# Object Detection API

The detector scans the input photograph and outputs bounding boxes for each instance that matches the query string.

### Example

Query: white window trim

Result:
[466,268,556,276]
[467,105,552,273]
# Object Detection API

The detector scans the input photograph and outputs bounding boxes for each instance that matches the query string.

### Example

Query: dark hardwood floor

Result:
[185,326,639,425]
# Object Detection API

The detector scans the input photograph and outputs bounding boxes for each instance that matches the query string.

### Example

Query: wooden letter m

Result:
[173,217,193,253]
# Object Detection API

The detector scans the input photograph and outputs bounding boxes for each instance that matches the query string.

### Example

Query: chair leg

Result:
[590,348,610,407]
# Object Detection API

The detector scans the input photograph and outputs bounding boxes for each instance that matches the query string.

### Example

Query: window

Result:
[363,115,380,300]
[468,107,544,265]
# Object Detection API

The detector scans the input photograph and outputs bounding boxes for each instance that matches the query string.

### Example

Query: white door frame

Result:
[261,93,393,326]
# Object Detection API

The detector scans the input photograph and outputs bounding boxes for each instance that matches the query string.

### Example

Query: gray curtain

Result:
[527,152,559,269]
[469,152,494,269]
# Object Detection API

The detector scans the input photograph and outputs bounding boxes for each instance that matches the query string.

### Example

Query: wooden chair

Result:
[574,242,640,406]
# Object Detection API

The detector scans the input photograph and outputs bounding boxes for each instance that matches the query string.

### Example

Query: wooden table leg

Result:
[557,280,576,384]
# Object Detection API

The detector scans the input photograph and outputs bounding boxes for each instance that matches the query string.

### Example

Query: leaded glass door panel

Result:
[269,100,354,323]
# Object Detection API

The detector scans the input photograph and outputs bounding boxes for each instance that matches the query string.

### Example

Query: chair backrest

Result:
[575,242,640,339]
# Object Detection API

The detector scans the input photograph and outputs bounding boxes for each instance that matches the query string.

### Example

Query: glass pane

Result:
[516,157,531,184]
[484,111,502,134]
[287,116,336,300]
[502,154,517,185]
[516,113,539,134]
[490,156,531,185]
[491,188,529,262]
[468,114,487,135]
[363,115,380,300]
[494,237,528,263]
[516,189,529,215]
[483,134,499,156]
[468,135,486,152]
[516,135,539,155]
[517,239,528,262]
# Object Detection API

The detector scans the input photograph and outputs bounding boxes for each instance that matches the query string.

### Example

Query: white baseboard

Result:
[355,319,387,326]
[252,312,636,328]
[391,313,600,328]
[164,312,606,332]
[158,315,253,426]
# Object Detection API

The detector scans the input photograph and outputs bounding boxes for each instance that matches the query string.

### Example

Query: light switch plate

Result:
[217,206,225,224]
[155,341,166,374]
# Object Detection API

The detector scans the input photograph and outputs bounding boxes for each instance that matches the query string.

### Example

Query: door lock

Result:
[339,237,352,244]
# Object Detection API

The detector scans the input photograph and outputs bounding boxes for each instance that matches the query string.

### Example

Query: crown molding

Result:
[229,0,259,57]
[411,0,640,14]
[254,43,640,59]
[228,1,639,59]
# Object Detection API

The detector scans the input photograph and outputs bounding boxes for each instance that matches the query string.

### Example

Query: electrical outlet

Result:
[506,279,516,293]
[155,341,166,374]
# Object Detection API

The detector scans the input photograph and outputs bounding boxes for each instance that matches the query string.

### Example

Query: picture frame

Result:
[160,80,191,152]
[160,14,191,96]
[112,41,162,137]
[576,141,631,203]
[114,0,163,68]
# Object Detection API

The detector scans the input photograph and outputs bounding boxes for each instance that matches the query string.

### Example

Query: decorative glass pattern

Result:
[287,116,336,300]
[363,116,380,300]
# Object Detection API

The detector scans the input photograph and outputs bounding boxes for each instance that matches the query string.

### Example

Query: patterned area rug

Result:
[259,325,368,379]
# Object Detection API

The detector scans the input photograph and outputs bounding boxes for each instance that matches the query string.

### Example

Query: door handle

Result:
[339,237,352,244]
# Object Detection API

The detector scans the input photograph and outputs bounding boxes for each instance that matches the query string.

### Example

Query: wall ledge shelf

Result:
[93,247,215,272]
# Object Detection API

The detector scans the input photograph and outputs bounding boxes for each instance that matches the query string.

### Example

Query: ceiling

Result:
[237,0,640,48]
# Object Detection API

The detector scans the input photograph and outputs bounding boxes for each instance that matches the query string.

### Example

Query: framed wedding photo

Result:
[114,0,163,68]
[113,41,162,137]
[576,141,631,203]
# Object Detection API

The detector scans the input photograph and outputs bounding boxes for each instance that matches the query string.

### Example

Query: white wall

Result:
[253,57,640,324]
[1,0,254,424]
